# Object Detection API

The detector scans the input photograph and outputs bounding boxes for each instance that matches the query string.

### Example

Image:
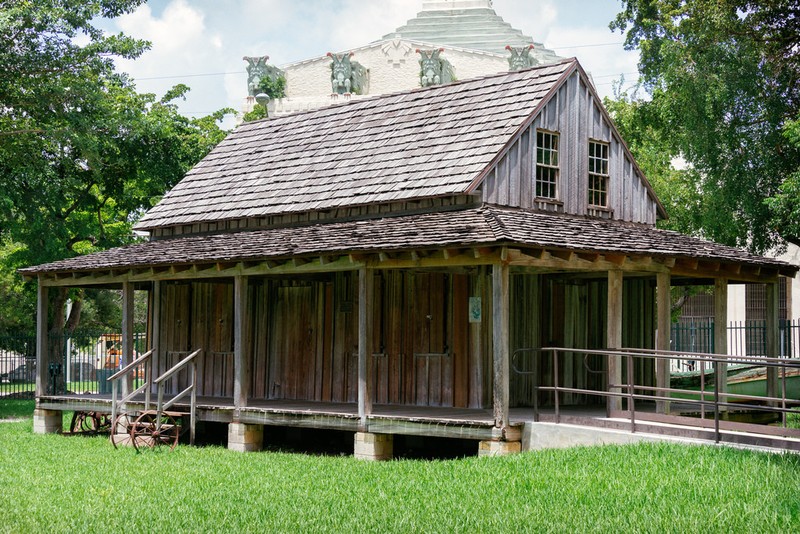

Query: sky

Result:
[99,0,642,124]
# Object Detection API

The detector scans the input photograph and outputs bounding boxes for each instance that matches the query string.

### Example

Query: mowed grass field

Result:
[1,400,799,533]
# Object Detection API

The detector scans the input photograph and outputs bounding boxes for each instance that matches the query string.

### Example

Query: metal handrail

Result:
[512,346,800,444]
[109,349,154,430]
[154,348,200,445]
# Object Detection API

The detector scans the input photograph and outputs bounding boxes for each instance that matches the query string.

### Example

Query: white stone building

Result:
[242,0,565,116]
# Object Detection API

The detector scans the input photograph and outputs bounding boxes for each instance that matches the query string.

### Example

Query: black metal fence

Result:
[670,319,800,372]
[0,331,146,397]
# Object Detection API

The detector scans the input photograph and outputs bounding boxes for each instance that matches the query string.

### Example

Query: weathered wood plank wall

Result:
[509,275,657,407]
[155,270,656,409]
[481,72,659,225]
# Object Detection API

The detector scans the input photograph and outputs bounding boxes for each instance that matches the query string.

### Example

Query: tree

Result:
[242,75,287,122]
[610,0,800,253]
[0,1,231,334]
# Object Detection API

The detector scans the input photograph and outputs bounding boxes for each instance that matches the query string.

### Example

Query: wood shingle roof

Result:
[134,59,577,231]
[23,206,797,277]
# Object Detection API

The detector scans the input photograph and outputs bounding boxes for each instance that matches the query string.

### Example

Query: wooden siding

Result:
[156,272,491,407]
[482,72,659,225]
[509,275,657,407]
[155,270,656,409]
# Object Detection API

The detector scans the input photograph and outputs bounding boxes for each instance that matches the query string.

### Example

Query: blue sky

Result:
[100,0,640,123]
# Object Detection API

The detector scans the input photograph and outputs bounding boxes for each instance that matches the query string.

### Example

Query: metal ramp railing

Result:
[512,346,800,451]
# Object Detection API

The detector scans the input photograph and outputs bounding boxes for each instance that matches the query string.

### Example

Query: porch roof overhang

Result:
[20,205,797,286]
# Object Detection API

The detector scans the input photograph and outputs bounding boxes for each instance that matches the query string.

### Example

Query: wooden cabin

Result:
[22,58,798,457]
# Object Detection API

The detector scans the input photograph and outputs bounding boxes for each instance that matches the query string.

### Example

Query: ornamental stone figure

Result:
[243,55,285,97]
[506,44,537,71]
[417,48,455,87]
[327,52,368,95]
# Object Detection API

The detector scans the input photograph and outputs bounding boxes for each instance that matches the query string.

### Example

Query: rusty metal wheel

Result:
[130,413,179,451]
[70,411,90,434]
[110,413,133,449]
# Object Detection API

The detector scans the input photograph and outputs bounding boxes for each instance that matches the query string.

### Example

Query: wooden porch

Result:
[37,393,522,443]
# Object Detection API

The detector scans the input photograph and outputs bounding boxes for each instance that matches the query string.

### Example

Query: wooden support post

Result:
[765,281,780,401]
[122,280,134,397]
[358,267,374,427]
[492,262,510,430]
[35,282,48,398]
[656,272,671,414]
[469,269,484,408]
[607,270,623,414]
[714,278,729,400]
[148,280,162,409]
[234,275,250,413]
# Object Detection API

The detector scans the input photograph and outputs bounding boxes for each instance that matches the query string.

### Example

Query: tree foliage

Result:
[242,75,286,122]
[0,0,231,333]
[610,0,800,253]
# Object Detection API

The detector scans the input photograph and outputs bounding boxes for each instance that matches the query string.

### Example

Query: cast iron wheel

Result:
[130,413,179,451]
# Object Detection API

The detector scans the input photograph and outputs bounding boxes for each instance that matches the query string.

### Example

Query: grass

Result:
[0,399,34,420]
[0,413,799,532]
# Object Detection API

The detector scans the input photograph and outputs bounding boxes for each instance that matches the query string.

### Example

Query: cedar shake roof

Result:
[134,59,579,231]
[22,206,797,276]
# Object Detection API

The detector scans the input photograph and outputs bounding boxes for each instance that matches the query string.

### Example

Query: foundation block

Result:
[354,432,393,460]
[33,409,62,434]
[228,422,263,452]
[478,440,521,457]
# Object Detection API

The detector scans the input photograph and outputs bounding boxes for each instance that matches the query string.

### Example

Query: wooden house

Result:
[22,58,798,457]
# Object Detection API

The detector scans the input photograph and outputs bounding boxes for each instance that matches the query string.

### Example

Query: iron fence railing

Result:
[670,319,800,372]
[0,331,146,397]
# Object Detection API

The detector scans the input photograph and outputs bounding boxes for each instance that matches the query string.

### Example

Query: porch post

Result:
[765,281,779,400]
[491,262,509,430]
[33,281,60,434]
[656,272,671,414]
[35,281,48,398]
[150,280,161,401]
[607,270,623,414]
[357,266,374,427]
[121,279,134,397]
[233,275,250,410]
[714,278,728,398]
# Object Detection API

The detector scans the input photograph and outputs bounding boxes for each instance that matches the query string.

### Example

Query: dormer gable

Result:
[473,65,666,225]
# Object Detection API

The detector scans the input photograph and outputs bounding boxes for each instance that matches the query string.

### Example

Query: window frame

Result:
[535,129,560,200]
[588,139,610,208]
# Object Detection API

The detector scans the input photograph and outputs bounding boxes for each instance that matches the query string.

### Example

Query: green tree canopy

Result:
[610,0,800,253]
[0,0,231,333]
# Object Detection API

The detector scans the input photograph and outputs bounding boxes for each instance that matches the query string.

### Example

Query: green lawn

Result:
[0,404,798,533]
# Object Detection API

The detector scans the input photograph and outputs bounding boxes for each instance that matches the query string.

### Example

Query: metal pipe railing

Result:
[512,346,800,443]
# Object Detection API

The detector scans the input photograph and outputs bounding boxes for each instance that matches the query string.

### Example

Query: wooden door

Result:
[268,283,319,400]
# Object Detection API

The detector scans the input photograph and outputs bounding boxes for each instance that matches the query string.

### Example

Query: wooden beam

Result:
[492,262,510,430]
[35,282,48,397]
[607,270,623,413]
[656,272,671,414]
[234,275,250,412]
[550,250,574,262]
[357,267,374,428]
[606,254,626,266]
[150,280,162,406]
[122,280,135,397]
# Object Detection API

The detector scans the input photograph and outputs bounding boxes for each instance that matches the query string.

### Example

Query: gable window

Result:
[588,140,609,207]
[536,130,559,199]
